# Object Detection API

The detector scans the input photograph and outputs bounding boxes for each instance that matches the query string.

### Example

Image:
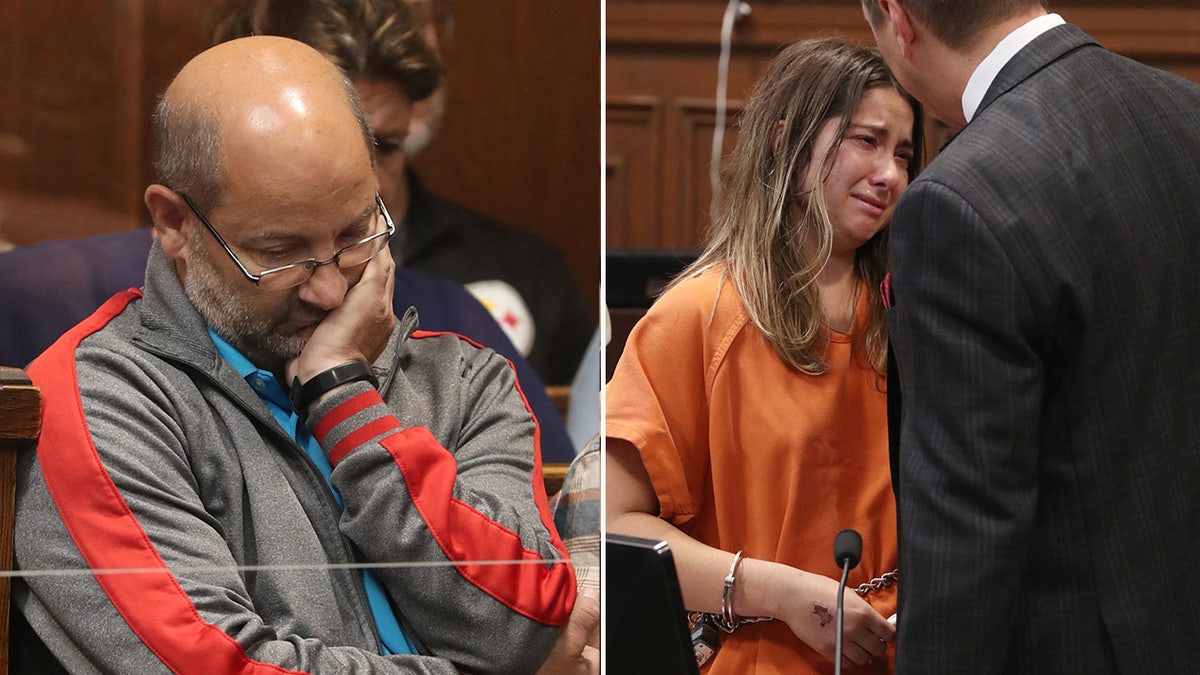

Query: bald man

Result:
[14,36,576,674]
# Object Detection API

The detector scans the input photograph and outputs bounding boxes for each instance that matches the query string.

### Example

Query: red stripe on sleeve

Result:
[409,331,568,601]
[410,328,485,349]
[409,330,555,528]
[327,416,403,466]
[380,426,575,625]
[312,389,381,442]
[491,349,554,524]
[27,291,304,675]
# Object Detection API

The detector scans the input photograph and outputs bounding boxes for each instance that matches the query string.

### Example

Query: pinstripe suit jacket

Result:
[889,24,1200,673]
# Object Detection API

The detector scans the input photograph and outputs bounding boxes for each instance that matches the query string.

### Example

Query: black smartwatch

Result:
[289,360,379,414]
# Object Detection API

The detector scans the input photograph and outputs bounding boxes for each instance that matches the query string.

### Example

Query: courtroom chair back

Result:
[0,229,151,368]
[0,366,43,675]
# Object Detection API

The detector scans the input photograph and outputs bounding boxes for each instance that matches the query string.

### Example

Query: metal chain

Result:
[689,568,899,636]
[690,610,773,635]
[853,568,899,597]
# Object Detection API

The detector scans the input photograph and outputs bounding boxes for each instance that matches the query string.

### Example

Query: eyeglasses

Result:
[177,192,395,291]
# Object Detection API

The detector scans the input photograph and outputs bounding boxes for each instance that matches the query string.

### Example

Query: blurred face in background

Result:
[354,79,413,219]
[402,0,449,156]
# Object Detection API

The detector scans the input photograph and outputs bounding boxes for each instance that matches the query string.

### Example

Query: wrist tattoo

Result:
[812,603,834,627]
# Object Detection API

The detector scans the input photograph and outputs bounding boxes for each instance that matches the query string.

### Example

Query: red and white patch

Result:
[465,279,536,356]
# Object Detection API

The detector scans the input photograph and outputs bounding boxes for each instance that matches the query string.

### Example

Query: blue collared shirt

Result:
[208,329,417,656]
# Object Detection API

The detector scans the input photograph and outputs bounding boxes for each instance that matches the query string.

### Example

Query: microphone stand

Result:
[835,557,852,675]
[833,529,862,675]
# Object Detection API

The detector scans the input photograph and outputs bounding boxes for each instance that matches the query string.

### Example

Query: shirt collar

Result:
[207,328,292,410]
[962,13,1065,123]
[208,329,255,377]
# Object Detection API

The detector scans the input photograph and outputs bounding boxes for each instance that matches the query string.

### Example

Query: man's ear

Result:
[144,184,191,260]
[879,0,918,59]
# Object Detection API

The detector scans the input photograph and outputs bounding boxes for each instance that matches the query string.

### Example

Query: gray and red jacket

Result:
[15,242,575,674]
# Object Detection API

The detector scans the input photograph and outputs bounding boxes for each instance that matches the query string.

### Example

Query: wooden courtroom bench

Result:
[0,366,41,675]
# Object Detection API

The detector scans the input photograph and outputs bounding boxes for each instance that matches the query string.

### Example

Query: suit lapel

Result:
[974,24,1099,121]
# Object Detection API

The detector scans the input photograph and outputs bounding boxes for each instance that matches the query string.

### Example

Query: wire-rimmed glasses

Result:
[177,192,395,291]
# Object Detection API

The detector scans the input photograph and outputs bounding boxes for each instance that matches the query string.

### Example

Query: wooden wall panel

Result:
[139,3,218,195]
[606,97,664,248]
[605,47,760,249]
[412,0,601,313]
[0,0,214,248]
[606,0,1200,252]
[0,0,141,244]
[676,98,742,247]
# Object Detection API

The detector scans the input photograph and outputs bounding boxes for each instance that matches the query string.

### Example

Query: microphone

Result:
[833,529,862,675]
[834,529,863,569]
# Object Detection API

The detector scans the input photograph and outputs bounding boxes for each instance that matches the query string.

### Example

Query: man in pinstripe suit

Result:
[863,1,1200,672]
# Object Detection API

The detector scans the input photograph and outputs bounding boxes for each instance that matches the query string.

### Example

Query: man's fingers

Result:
[535,590,601,675]
[579,645,599,675]
[566,590,600,647]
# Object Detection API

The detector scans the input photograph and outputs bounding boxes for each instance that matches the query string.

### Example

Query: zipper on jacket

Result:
[142,346,387,655]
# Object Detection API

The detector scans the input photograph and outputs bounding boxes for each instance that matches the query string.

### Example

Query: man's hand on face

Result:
[286,248,396,387]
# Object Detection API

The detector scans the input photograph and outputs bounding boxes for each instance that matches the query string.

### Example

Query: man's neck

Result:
[914,50,974,130]
[902,7,1046,130]
[952,9,1051,125]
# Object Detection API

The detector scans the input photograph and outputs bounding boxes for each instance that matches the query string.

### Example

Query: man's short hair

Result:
[152,95,225,211]
[862,0,1049,51]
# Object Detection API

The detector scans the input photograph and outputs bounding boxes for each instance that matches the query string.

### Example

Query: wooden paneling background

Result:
[0,0,600,314]
[0,1,211,243]
[606,0,1200,251]
[414,1,601,308]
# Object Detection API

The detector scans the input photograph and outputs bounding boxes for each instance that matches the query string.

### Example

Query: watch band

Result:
[289,360,378,414]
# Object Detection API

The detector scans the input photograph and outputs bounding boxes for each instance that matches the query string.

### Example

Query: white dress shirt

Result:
[962,13,1066,123]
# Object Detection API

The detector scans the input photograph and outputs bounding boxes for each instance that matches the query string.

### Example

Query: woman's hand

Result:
[766,566,894,666]
[607,438,894,667]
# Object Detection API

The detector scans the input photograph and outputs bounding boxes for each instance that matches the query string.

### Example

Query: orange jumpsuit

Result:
[606,268,898,674]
